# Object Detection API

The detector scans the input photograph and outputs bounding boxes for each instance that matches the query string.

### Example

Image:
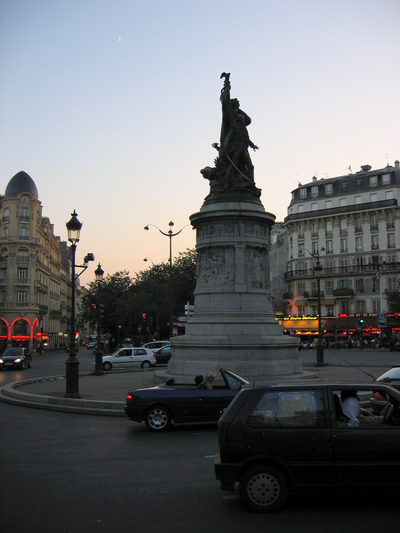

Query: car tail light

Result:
[126,394,132,400]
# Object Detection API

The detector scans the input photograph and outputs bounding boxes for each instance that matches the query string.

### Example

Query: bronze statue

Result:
[201,73,261,202]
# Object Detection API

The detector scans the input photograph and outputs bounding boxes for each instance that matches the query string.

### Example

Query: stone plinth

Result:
[166,199,302,382]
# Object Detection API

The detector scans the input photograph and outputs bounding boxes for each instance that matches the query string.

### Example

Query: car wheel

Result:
[103,362,112,371]
[239,465,288,513]
[141,360,152,370]
[144,405,172,432]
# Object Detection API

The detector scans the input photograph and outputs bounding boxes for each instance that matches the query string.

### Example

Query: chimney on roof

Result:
[395,160,400,169]
[312,176,317,182]
[361,165,372,172]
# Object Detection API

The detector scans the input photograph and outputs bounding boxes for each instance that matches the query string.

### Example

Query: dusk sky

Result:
[1,1,399,287]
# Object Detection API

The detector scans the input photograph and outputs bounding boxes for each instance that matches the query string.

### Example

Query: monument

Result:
[167,74,302,381]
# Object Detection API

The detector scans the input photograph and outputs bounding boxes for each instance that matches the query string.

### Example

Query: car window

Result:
[134,349,146,356]
[248,390,325,429]
[332,388,400,428]
[116,349,131,357]
[223,371,248,390]
[378,367,400,382]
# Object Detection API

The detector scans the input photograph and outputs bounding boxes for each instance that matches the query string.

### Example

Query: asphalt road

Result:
[1,348,400,532]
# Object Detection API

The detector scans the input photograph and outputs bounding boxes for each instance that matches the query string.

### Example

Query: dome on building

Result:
[5,171,39,199]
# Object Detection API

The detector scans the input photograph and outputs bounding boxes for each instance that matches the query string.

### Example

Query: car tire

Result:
[103,362,112,371]
[144,405,172,432]
[239,465,288,513]
[141,360,152,370]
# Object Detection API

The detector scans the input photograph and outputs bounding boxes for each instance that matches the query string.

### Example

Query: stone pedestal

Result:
[166,199,302,382]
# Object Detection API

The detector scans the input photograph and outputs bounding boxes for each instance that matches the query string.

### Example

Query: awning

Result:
[283,319,319,331]
[323,299,335,305]
[294,299,306,306]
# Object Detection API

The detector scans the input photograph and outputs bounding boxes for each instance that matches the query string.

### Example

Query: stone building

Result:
[0,171,84,352]
[283,161,400,326]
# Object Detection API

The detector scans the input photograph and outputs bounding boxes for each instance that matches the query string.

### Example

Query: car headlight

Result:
[14,358,22,363]
[0,358,3,364]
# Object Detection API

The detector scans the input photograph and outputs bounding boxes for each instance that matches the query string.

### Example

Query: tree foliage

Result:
[384,279,400,312]
[78,249,197,347]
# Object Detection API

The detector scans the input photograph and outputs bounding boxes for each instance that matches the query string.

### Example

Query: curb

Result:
[0,374,126,417]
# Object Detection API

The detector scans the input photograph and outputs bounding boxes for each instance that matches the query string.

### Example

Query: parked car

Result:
[125,368,248,431]
[144,340,170,353]
[0,348,32,370]
[214,381,400,513]
[101,347,155,371]
[153,345,171,365]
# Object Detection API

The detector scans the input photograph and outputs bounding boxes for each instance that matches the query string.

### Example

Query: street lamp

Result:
[144,222,190,339]
[300,247,325,366]
[65,211,95,397]
[94,263,104,375]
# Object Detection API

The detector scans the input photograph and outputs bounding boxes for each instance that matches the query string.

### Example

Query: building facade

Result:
[283,161,400,330]
[0,171,84,352]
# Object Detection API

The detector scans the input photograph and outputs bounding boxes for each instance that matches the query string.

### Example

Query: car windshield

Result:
[3,349,22,356]
[222,370,249,389]
[377,367,400,382]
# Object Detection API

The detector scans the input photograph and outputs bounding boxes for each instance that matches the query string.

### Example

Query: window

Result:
[325,183,333,195]
[298,224,304,238]
[17,248,29,262]
[326,306,334,316]
[325,260,334,273]
[356,279,364,293]
[312,242,318,255]
[325,220,332,234]
[355,237,363,251]
[325,200,332,209]
[356,300,366,313]
[311,203,318,211]
[17,268,28,279]
[0,291,6,303]
[370,193,378,203]
[354,196,362,204]
[0,248,8,262]
[370,214,378,230]
[2,208,9,222]
[340,279,349,289]
[369,175,378,187]
[388,278,397,291]
[2,227,8,237]
[325,280,333,294]
[339,198,347,207]
[19,227,29,239]
[300,188,307,199]
[298,205,304,213]
[386,190,394,200]
[371,235,379,250]
[297,282,305,295]
[340,239,347,253]
[340,218,347,235]
[388,234,395,249]
[341,301,349,314]
[20,208,29,221]
[311,186,318,197]
[382,173,391,185]
[16,290,27,304]
[247,390,325,429]
[298,306,305,315]
[326,240,333,254]
[372,300,381,313]
[355,216,362,232]
[387,212,394,228]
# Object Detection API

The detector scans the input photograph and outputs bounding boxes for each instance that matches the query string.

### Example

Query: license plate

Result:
[4,362,13,366]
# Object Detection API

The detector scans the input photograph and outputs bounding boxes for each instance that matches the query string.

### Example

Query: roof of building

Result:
[5,171,39,199]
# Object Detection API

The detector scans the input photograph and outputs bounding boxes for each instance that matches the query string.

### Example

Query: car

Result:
[87,342,96,349]
[144,341,170,353]
[153,344,171,365]
[0,348,32,370]
[124,368,248,431]
[101,347,155,371]
[214,381,400,513]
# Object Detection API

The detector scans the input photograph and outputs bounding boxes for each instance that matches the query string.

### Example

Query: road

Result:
[1,348,400,532]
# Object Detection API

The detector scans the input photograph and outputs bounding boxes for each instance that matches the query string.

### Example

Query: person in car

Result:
[340,390,391,426]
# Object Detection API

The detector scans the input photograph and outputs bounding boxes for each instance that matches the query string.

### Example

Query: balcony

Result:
[14,277,30,286]
[333,288,355,297]
[304,290,325,299]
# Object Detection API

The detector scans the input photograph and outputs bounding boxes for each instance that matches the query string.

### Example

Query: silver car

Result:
[101,347,155,371]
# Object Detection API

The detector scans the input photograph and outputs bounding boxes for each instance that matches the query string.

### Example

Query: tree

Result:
[385,279,400,312]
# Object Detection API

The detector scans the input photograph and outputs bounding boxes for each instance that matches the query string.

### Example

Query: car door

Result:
[132,348,150,366]
[329,386,400,485]
[196,388,237,421]
[113,348,134,368]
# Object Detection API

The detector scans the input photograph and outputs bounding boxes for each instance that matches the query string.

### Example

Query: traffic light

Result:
[92,304,97,319]
[99,304,105,320]
[359,317,364,324]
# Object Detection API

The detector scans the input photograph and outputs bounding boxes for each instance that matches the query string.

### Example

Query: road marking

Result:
[205,455,215,458]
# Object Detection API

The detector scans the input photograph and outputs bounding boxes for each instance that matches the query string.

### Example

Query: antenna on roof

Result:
[347,165,352,174]
[385,153,389,166]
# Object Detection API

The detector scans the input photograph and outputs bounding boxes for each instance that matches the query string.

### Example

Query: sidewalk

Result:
[0,348,397,416]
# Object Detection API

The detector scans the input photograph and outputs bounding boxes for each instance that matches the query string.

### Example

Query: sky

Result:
[1,0,399,287]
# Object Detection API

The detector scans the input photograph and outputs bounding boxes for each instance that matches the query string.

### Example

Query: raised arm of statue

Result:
[220,72,231,145]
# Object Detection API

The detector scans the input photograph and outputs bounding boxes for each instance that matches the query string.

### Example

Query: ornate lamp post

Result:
[144,222,189,339]
[300,247,325,367]
[94,263,104,375]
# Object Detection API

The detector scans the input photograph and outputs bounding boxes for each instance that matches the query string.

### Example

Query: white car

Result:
[144,341,170,353]
[101,347,155,371]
